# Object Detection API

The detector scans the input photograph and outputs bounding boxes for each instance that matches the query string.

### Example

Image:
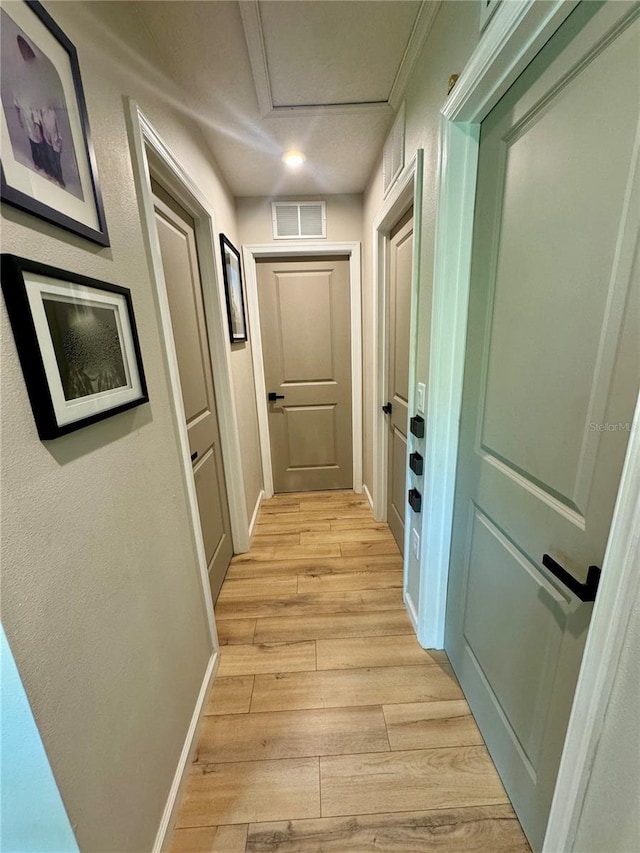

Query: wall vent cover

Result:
[272,201,326,239]
[383,103,406,196]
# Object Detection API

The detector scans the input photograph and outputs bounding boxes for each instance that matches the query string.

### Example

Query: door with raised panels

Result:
[385,209,413,553]
[153,181,233,602]
[257,256,352,493]
[445,3,639,849]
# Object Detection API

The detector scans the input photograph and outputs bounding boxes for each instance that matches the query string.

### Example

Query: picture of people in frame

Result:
[0,8,83,200]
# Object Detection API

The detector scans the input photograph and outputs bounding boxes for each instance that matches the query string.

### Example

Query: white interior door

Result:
[445,3,640,850]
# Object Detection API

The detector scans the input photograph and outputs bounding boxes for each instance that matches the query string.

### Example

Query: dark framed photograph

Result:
[0,1,109,246]
[1,255,148,439]
[220,234,248,343]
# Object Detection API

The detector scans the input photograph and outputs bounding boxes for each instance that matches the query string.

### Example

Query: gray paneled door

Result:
[385,209,413,553]
[153,181,233,602]
[257,256,352,493]
[445,3,640,850]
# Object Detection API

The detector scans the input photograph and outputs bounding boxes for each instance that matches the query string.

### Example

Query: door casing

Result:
[243,241,363,500]
[126,101,252,645]
[371,150,423,630]
[421,3,640,851]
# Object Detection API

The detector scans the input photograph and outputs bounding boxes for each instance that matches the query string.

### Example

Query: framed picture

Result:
[0,1,109,246]
[1,255,148,439]
[220,234,248,343]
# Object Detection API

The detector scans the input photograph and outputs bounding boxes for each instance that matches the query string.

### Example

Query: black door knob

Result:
[268,392,285,402]
[382,402,392,415]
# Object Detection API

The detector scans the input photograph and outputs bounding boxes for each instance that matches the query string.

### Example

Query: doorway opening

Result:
[243,241,363,499]
[256,255,353,494]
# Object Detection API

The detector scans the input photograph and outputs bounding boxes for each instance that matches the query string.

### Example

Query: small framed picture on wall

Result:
[220,234,248,343]
[0,1,109,245]
[1,255,148,439]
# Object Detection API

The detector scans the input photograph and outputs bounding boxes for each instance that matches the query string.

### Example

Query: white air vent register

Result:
[272,201,326,239]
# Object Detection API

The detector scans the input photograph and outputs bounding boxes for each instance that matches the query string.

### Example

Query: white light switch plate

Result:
[411,528,420,559]
[416,383,426,413]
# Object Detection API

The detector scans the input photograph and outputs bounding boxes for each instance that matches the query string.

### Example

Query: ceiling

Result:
[132,1,440,197]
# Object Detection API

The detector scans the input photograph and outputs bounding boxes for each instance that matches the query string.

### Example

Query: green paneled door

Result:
[445,3,640,850]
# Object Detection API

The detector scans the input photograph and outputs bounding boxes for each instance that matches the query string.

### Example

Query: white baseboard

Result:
[404,590,419,636]
[152,651,218,852]
[362,483,374,513]
[248,490,264,540]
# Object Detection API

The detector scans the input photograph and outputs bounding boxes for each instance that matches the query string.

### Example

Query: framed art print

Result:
[220,233,248,343]
[1,255,148,439]
[0,1,109,245]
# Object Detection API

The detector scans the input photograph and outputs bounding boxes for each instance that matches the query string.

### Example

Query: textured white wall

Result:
[236,194,363,245]
[361,1,480,610]
[0,2,259,850]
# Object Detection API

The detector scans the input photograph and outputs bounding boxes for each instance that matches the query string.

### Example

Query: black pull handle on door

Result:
[191,450,198,462]
[268,392,285,402]
[542,554,601,602]
[382,402,392,415]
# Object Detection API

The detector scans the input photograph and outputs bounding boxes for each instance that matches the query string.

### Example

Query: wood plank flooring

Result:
[169,490,530,852]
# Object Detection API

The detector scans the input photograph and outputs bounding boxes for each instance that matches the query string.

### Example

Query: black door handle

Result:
[382,402,392,415]
[542,554,601,602]
[191,450,198,462]
[268,392,285,402]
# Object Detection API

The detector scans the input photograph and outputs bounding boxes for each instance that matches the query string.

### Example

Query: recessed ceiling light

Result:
[283,150,305,168]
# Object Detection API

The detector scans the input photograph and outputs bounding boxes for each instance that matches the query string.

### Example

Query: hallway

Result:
[168,491,530,852]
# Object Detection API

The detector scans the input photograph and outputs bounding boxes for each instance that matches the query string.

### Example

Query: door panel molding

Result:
[423,3,640,852]
[126,100,252,647]
[243,241,362,498]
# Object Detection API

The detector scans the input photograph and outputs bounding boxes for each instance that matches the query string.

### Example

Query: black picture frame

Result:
[0,1,109,246]
[1,255,148,439]
[219,234,248,343]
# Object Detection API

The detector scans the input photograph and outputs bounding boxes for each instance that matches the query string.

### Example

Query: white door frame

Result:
[243,242,362,498]
[126,101,251,644]
[420,3,640,851]
[370,150,423,524]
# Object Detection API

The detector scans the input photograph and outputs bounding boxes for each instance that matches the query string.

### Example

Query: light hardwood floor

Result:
[169,491,531,853]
